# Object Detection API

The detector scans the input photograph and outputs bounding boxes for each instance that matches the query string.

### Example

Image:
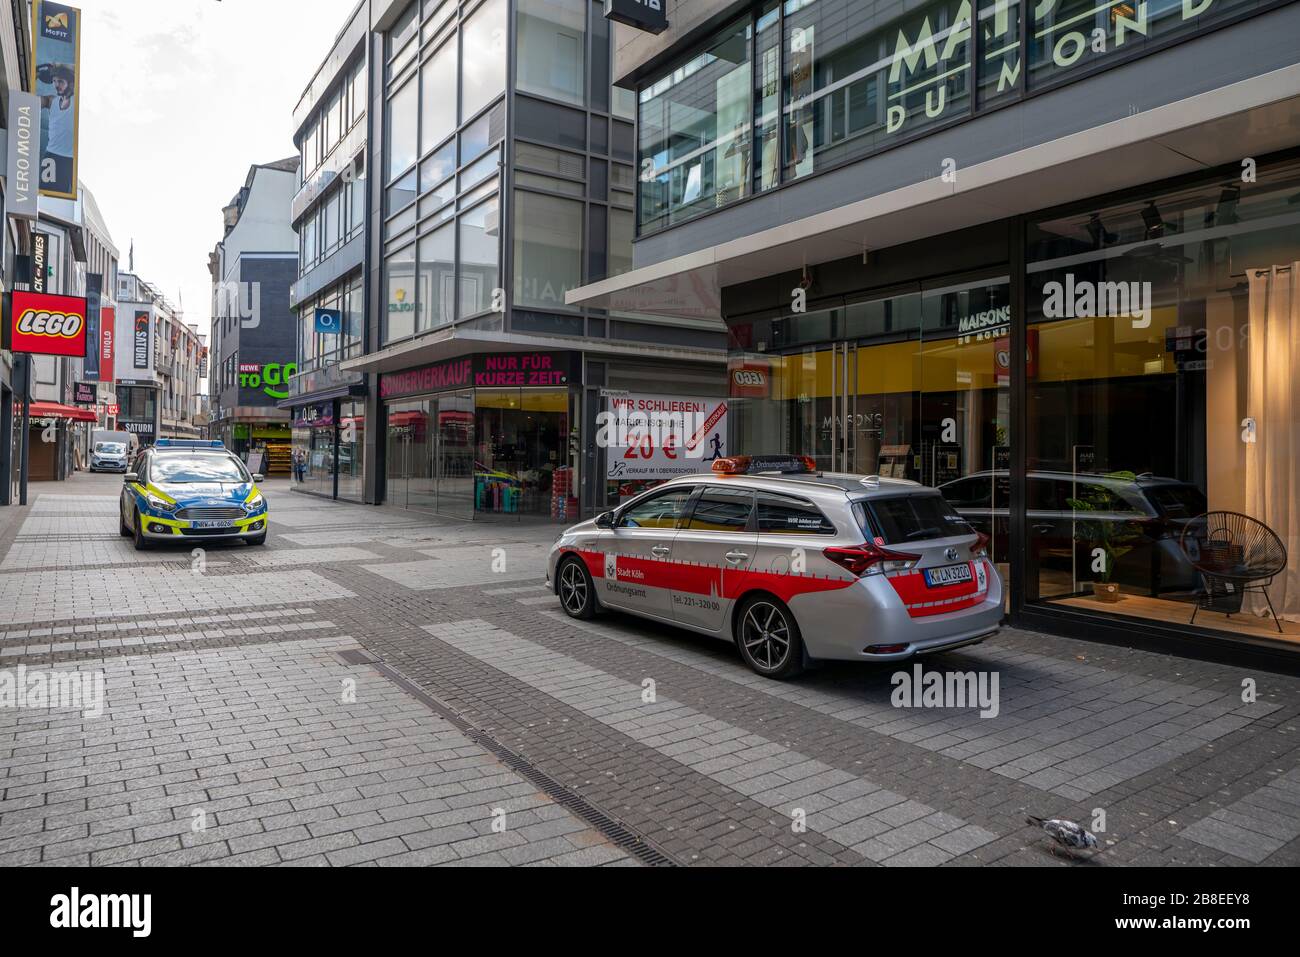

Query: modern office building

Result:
[115,271,180,449]
[324,0,727,519]
[286,0,370,501]
[567,0,1300,661]
[208,158,301,474]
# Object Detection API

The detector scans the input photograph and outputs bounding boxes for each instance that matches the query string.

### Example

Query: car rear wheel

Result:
[132,508,151,551]
[736,595,804,679]
[557,556,597,619]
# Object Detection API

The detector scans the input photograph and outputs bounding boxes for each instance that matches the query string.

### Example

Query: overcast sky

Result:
[77,0,359,344]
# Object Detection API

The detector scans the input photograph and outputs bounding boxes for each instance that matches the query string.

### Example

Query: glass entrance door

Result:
[434,390,474,518]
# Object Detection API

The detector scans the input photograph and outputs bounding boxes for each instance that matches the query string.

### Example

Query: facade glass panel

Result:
[517,0,586,106]
[388,77,418,181]
[458,196,500,318]
[1023,159,1300,641]
[637,16,752,233]
[513,190,583,309]
[420,38,458,154]
[462,0,507,120]
[385,244,418,342]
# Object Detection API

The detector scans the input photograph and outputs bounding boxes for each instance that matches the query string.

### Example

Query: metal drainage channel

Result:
[336,649,678,867]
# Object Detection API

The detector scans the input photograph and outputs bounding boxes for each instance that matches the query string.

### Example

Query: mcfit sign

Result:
[5,290,88,357]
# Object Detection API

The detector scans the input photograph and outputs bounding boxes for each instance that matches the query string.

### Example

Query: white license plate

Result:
[192,520,234,529]
[924,563,972,587]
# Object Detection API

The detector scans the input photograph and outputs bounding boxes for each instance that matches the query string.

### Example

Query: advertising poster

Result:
[133,309,150,369]
[83,272,101,380]
[7,289,88,358]
[605,393,729,483]
[99,306,115,383]
[30,0,81,200]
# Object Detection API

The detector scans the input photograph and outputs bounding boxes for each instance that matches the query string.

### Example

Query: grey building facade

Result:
[569,0,1300,663]
[323,0,728,520]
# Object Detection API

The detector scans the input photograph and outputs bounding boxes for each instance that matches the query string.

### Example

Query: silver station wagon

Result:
[548,455,1003,679]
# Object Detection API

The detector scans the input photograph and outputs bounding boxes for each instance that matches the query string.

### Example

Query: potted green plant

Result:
[1066,472,1143,603]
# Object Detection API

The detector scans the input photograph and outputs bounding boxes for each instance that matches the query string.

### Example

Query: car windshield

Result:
[151,454,248,484]
[854,493,973,545]
[94,442,125,454]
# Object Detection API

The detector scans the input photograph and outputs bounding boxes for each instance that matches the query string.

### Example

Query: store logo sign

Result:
[133,311,150,368]
[604,0,667,35]
[239,362,297,400]
[728,361,770,399]
[1042,274,1151,329]
[8,291,88,357]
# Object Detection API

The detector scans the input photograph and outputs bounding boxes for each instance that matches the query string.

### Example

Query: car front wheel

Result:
[557,556,598,619]
[132,508,151,551]
[736,595,805,679]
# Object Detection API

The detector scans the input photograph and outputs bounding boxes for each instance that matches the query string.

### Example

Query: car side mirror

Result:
[252,473,265,483]
[124,472,138,483]
[595,511,614,529]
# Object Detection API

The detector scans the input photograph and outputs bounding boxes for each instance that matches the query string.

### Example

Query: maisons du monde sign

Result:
[853,0,1231,138]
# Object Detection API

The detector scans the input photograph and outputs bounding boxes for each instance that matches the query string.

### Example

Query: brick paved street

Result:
[2,472,1299,867]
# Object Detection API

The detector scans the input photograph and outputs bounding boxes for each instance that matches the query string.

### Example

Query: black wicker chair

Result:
[1179,512,1288,633]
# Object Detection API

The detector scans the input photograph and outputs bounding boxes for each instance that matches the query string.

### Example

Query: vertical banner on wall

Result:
[83,272,101,380]
[133,310,150,369]
[30,0,81,200]
[99,306,115,384]
[31,232,47,293]
[5,91,40,220]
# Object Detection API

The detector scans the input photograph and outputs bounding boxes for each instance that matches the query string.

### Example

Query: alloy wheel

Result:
[742,601,792,672]
[560,561,589,615]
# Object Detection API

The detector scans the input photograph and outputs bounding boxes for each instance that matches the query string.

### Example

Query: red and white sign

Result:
[9,291,89,357]
[99,307,115,382]
[604,393,729,482]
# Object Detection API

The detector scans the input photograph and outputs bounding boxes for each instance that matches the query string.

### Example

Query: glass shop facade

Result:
[613,0,1300,661]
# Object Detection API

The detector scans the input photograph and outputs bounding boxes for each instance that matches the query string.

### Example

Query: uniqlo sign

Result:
[99,307,115,383]
[7,290,88,357]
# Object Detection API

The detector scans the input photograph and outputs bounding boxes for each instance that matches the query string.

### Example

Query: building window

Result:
[461,0,507,121]
[417,223,455,330]
[513,190,582,309]
[384,244,418,342]
[387,77,419,182]
[457,195,499,318]
[637,16,752,233]
[420,37,458,154]
[516,0,586,107]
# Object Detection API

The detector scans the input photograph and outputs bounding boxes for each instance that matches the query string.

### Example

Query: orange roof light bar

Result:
[711,456,750,475]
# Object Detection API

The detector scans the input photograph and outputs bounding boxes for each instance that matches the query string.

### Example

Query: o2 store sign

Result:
[604,0,667,35]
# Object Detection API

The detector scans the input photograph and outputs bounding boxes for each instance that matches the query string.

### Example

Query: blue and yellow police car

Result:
[119,440,268,550]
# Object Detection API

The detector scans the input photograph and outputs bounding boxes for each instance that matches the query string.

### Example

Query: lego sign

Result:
[7,290,88,357]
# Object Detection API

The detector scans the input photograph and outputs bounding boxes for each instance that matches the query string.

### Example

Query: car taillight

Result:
[972,532,990,558]
[823,542,920,577]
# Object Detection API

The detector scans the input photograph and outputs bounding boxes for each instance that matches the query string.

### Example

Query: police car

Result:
[547,455,1002,679]
[119,440,268,550]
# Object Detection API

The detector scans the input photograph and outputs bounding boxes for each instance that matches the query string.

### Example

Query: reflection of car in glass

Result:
[119,440,268,550]
[90,441,129,473]
[938,470,1206,592]
[549,455,1003,679]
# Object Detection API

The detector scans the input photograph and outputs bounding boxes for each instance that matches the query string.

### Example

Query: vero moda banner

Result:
[4,289,88,357]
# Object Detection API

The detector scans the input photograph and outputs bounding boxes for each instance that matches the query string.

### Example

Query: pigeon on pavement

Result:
[1026,815,1099,853]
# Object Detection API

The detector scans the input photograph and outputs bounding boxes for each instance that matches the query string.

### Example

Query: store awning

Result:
[566,64,1300,320]
[338,326,726,375]
[24,401,97,423]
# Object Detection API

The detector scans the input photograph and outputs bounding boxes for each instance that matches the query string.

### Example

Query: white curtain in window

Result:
[1245,263,1300,621]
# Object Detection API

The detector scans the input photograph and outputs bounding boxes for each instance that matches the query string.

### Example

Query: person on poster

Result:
[36,62,75,195]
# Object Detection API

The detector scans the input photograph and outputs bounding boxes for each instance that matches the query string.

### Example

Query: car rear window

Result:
[854,493,972,545]
[756,493,836,535]
[1144,484,1207,519]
